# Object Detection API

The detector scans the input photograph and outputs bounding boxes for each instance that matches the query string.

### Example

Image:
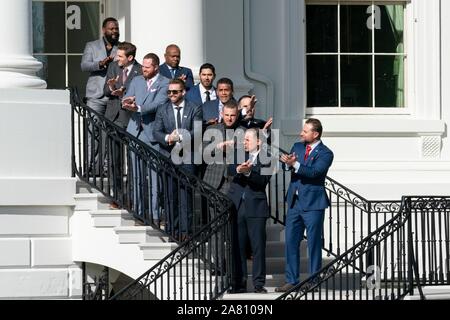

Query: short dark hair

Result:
[143,53,160,66]
[305,118,323,139]
[117,42,136,58]
[223,99,238,111]
[169,78,186,90]
[217,78,234,91]
[102,17,118,28]
[238,95,252,104]
[199,63,216,75]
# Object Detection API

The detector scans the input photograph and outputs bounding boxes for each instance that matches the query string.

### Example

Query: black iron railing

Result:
[276,196,450,300]
[82,264,110,300]
[267,149,402,263]
[70,87,447,300]
[70,87,235,299]
[110,211,235,300]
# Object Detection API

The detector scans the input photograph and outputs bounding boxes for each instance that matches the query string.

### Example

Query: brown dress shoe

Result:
[275,283,295,292]
[109,202,120,209]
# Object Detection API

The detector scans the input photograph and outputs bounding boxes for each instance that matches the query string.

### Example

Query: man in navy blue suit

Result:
[276,118,334,292]
[153,79,202,239]
[159,44,194,90]
[185,63,217,106]
[227,128,273,294]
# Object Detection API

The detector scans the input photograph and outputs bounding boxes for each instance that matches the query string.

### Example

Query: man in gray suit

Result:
[81,17,119,175]
[103,41,141,209]
[122,53,169,220]
[203,100,244,194]
[81,17,119,114]
[104,41,142,129]
[153,79,202,239]
[202,100,244,279]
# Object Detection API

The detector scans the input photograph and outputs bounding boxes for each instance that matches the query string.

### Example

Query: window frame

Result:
[32,0,106,89]
[305,0,410,114]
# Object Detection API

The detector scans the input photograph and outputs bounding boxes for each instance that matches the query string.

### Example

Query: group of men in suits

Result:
[81,17,335,295]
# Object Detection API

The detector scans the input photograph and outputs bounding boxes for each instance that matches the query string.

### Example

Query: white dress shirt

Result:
[165,100,185,143]
[137,73,160,112]
[199,83,217,103]
[292,140,321,173]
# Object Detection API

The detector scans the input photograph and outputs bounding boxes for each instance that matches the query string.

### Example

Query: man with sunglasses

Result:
[154,79,202,240]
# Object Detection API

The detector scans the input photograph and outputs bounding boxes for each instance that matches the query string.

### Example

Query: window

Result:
[306,1,407,109]
[32,0,104,98]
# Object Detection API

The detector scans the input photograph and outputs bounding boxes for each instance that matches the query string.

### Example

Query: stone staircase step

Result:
[90,210,135,227]
[114,226,168,244]
[266,224,283,242]
[139,243,179,260]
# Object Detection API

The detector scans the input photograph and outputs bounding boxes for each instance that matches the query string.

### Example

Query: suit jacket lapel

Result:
[124,63,140,87]
[305,142,322,164]
[142,75,160,103]
[167,103,176,130]
[181,102,192,129]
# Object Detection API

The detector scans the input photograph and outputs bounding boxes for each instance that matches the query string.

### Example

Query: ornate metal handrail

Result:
[276,196,450,300]
[70,87,235,299]
[266,146,402,263]
[110,210,234,300]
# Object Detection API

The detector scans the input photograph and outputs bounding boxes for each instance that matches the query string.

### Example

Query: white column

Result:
[0,0,46,88]
[129,0,205,76]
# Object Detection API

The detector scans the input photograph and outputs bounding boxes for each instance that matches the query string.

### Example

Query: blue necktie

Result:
[170,68,176,78]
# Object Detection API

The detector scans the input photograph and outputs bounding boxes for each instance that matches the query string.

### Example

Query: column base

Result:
[0,55,47,89]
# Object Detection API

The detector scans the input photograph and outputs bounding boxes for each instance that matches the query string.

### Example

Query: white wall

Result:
[0,89,80,299]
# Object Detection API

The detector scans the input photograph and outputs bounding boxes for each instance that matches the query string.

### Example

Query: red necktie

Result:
[304,145,312,161]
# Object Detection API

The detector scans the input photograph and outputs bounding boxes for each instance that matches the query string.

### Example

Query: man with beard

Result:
[81,17,120,114]
[81,17,120,175]
[185,63,217,107]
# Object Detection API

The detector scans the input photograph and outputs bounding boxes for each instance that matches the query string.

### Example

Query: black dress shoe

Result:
[228,287,247,294]
[254,286,268,293]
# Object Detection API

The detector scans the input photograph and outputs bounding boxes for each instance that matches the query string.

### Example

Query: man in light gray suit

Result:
[122,53,170,145]
[81,17,119,175]
[81,17,119,114]
[122,53,170,220]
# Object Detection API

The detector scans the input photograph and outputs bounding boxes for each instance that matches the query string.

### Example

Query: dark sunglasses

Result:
[167,89,183,95]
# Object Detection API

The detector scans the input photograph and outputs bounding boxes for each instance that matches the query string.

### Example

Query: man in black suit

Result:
[238,95,273,130]
[159,44,194,90]
[227,128,272,294]
[153,79,202,240]
[103,41,142,209]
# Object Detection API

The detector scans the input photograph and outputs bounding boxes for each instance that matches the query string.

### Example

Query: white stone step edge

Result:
[90,210,135,227]
[114,226,168,244]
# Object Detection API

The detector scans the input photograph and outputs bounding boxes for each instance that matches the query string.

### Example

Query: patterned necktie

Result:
[250,154,257,166]
[205,91,211,101]
[147,79,153,91]
[175,106,182,129]
[304,145,312,161]
[218,102,223,122]
[122,68,128,84]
